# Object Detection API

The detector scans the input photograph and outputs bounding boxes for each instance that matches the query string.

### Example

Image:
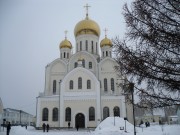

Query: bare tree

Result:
[113,0,180,108]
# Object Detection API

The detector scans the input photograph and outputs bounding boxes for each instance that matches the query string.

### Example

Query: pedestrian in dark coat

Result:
[42,123,46,132]
[76,124,79,131]
[46,124,49,132]
[7,122,11,135]
[68,121,70,129]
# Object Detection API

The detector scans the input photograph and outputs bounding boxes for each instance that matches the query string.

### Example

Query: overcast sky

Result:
[0,0,133,115]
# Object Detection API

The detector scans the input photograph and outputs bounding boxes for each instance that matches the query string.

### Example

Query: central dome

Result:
[74,17,100,37]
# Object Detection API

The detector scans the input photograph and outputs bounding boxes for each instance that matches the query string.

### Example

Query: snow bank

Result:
[95,117,134,133]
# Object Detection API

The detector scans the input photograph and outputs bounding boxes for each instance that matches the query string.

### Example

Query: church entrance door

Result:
[75,113,85,128]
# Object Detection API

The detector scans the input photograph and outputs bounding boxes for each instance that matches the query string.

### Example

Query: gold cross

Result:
[84,4,91,17]
[64,30,68,39]
[104,28,108,37]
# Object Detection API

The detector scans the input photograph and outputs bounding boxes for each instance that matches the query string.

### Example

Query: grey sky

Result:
[0,0,133,115]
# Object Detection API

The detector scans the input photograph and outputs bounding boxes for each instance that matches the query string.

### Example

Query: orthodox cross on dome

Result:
[64,30,68,39]
[104,28,108,37]
[84,3,91,18]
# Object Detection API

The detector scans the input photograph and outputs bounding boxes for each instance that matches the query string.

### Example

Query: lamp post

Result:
[124,117,127,132]
[59,80,61,129]
[123,81,136,135]
[20,110,22,125]
[129,83,136,135]
[113,108,115,126]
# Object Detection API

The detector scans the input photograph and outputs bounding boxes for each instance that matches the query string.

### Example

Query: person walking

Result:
[42,123,46,132]
[46,124,49,132]
[68,121,70,129]
[76,124,79,131]
[6,122,11,135]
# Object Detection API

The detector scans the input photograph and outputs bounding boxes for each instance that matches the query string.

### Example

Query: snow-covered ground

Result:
[0,117,180,135]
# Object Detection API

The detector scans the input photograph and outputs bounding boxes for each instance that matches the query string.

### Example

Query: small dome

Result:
[59,38,72,49]
[74,17,100,37]
[100,37,112,47]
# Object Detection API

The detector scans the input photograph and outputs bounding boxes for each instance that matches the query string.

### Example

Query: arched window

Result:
[89,107,95,121]
[103,107,109,119]
[113,106,120,117]
[42,108,48,121]
[69,80,73,89]
[82,59,85,67]
[91,41,94,53]
[65,107,71,121]
[52,108,58,121]
[53,80,56,94]
[103,51,104,57]
[78,77,82,89]
[86,40,88,50]
[74,62,78,68]
[64,52,66,58]
[106,51,108,56]
[89,62,92,69]
[80,41,82,51]
[67,53,69,59]
[87,80,91,89]
[104,78,107,92]
[111,78,114,91]
[96,42,97,54]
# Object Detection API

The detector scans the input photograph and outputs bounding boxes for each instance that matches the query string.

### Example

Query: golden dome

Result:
[59,38,72,49]
[100,36,112,47]
[74,17,100,37]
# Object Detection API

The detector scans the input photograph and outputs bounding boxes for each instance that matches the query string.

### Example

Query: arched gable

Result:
[68,51,98,71]
[61,67,99,92]
[49,58,67,73]
[99,57,118,72]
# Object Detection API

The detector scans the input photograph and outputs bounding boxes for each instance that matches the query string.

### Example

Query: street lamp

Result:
[113,108,115,126]
[124,117,127,132]
[59,80,61,129]
[123,82,136,135]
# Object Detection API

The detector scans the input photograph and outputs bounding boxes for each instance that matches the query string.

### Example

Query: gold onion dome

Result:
[100,36,112,47]
[59,38,72,49]
[74,16,100,37]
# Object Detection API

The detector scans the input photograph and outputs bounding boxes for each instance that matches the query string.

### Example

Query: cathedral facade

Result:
[36,7,133,128]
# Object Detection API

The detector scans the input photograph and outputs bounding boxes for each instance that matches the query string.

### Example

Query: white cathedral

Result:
[36,5,133,128]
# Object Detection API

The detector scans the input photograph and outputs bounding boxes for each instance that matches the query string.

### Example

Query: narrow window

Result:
[89,107,95,121]
[67,53,69,59]
[103,51,104,57]
[87,80,91,89]
[53,80,56,94]
[104,78,107,92]
[106,51,108,56]
[78,77,82,89]
[91,41,94,53]
[64,52,66,58]
[52,108,58,121]
[69,80,73,89]
[103,107,109,119]
[74,62,78,68]
[96,42,97,54]
[89,62,92,69]
[65,107,71,121]
[61,53,62,58]
[111,78,114,91]
[42,108,48,121]
[82,59,85,67]
[80,41,82,51]
[86,40,88,51]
